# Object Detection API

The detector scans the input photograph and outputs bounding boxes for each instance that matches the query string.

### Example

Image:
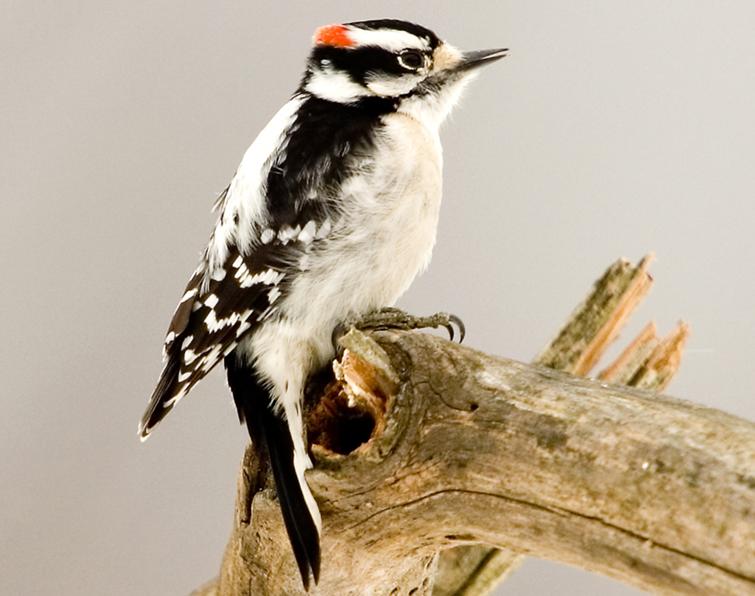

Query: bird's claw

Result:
[331,308,466,354]
[443,313,466,344]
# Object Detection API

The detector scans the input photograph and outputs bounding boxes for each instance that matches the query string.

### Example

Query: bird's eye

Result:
[398,49,424,71]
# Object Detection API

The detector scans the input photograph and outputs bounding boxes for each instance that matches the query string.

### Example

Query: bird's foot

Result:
[332,307,465,353]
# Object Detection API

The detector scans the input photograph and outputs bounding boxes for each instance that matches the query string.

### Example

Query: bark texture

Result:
[196,330,754,595]
[436,255,689,593]
[193,257,755,595]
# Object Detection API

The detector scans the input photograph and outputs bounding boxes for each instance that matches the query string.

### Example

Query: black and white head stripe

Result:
[343,19,440,51]
[304,20,444,103]
[310,44,426,85]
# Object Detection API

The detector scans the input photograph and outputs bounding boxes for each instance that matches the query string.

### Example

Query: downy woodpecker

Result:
[139,19,506,589]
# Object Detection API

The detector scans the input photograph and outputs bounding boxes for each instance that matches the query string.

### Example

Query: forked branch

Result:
[194,257,755,596]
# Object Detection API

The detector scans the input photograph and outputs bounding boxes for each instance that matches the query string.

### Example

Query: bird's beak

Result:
[455,48,509,72]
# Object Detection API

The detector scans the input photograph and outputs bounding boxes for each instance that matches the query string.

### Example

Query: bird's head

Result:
[301,19,507,124]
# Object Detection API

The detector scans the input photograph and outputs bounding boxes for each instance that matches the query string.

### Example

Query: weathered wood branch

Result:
[194,257,754,595]
[435,255,687,594]
[196,330,754,595]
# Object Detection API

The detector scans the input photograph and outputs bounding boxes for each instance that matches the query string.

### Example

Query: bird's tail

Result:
[139,352,181,440]
[225,357,321,590]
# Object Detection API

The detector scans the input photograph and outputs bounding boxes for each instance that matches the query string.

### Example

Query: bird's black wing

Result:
[138,233,308,439]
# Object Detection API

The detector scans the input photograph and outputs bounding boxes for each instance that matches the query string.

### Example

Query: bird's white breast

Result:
[276,111,444,366]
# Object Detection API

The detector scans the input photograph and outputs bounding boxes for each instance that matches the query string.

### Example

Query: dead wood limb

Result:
[535,254,654,375]
[194,257,754,595]
[435,255,678,594]
[434,254,686,596]
[196,330,754,595]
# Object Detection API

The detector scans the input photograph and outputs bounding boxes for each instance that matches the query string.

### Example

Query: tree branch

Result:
[436,255,687,594]
[195,330,754,595]
[193,258,754,595]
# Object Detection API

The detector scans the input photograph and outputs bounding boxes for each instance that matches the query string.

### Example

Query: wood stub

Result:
[536,254,654,376]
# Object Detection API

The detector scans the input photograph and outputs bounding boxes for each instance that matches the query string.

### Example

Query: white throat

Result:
[397,73,476,129]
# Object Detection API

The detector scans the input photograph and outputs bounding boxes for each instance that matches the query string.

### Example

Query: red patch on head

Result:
[313,24,354,48]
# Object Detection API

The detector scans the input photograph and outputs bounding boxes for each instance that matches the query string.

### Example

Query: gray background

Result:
[2,1,753,594]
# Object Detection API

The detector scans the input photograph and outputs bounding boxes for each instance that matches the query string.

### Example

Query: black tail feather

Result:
[139,353,180,439]
[225,356,321,589]
[257,407,321,587]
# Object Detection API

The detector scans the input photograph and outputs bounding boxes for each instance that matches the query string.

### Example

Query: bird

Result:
[139,19,506,589]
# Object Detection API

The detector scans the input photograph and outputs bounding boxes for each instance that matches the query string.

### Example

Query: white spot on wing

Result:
[234,266,284,289]
[260,228,275,244]
[163,384,189,408]
[234,261,249,280]
[179,288,198,303]
[298,220,316,244]
[201,345,222,372]
[235,309,255,337]
[181,335,194,349]
[203,308,247,333]
[204,294,219,308]
[278,225,300,245]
